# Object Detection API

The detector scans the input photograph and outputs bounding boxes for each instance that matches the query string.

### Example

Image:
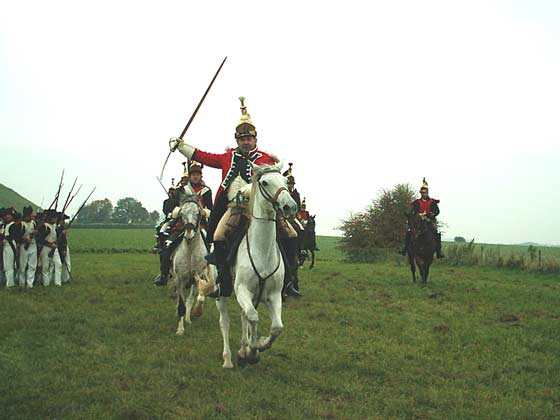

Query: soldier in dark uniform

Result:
[400,178,444,258]
[154,162,213,286]
[56,212,72,283]
[281,163,303,296]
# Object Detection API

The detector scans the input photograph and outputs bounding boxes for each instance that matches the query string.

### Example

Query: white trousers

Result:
[40,246,62,286]
[3,242,16,288]
[61,247,71,283]
[19,242,38,288]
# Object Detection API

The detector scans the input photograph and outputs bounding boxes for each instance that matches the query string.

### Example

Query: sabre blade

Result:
[159,56,227,180]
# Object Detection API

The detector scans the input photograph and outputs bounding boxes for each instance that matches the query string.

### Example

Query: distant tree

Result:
[111,197,150,224]
[339,183,417,261]
[149,210,160,224]
[77,199,113,224]
[454,236,467,243]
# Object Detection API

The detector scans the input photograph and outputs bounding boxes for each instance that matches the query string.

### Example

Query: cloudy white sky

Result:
[1,0,559,244]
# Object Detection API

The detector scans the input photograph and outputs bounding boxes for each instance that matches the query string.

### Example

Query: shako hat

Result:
[22,206,34,217]
[420,177,429,192]
[235,96,257,139]
[44,209,59,220]
[283,162,295,183]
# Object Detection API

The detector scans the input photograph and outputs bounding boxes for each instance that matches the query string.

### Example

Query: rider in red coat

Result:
[400,178,444,258]
[169,97,276,297]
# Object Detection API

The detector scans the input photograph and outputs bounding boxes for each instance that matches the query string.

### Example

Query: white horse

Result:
[215,161,298,368]
[171,196,214,335]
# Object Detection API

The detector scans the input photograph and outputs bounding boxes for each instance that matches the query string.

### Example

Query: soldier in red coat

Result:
[400,178,444,258]
[169,97,277,297]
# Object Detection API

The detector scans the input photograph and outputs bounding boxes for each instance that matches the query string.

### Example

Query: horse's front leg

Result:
[237,310,251,366]
[184,281,196,324]
[236,285,260,363]
[310,250,315,269]
[191,284,204,318]
[254,290,283,352]
[176,281,186,335]
[215,298,233,368]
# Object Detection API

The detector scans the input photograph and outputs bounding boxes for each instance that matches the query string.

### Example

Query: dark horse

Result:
[298,215,317,269]
[406,212,437,284]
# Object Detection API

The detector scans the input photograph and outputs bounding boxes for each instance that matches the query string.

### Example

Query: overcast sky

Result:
[1,0,559,244]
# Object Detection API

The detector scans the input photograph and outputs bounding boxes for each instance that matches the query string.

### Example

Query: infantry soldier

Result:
[401,178,444,258]
[57,212,72,283]
[14,206,38,288]
[169,97,277,297]
[36,209,63,286]
[1,208,19,288]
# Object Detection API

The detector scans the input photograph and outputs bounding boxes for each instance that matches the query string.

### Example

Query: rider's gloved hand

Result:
[169,137,183,151]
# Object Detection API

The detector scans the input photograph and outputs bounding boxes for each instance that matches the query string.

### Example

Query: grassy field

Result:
[1,232,559,419]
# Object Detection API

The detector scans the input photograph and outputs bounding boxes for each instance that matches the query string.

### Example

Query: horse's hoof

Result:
[176,330,184,336]
[247,352,260,365]
[237,355,249,367]
[222,360,234,369]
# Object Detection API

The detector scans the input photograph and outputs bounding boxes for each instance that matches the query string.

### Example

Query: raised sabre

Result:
[159,56,227,180]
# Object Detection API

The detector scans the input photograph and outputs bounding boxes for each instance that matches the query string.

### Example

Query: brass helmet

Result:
[420,177,429,192]
[188,160,203,175]
[283,162,295,184]
[235,96,257,139]
[179,162,189,185]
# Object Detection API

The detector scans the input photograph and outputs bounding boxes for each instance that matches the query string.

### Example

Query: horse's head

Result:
[406,211,428,237]
[250,161,298,218]
[307,215,316,231]
[180,195,201,240]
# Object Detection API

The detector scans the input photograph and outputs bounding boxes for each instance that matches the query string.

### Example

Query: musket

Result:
[66,187,96,230]
[63,184,83,214]
[50,169,65,211]
[156,176,168,195]
[159,56,228,180]
[61,177,78,214]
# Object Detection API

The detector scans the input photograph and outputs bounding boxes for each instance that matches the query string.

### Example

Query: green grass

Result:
[1,233,559,419]
[0,182,39,210]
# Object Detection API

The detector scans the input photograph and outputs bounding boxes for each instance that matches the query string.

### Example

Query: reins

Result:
[244,169,286,308]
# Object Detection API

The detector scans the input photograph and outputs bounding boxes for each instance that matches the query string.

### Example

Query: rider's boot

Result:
[284,238,301,297]
[207,241,233,298]
[154,252,171,286]
[400,231,411,256]
[288,265,302,297]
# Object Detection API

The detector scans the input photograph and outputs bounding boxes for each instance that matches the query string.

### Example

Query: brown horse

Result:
[298,215,317,269]
[406,213,437,284]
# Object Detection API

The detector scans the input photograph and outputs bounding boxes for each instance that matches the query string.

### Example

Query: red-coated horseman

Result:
[401,178,445,258]
[169,97,278,297]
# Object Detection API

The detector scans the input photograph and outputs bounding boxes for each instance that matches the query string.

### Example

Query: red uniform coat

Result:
[410,198,440,217]
[192,147,276,201]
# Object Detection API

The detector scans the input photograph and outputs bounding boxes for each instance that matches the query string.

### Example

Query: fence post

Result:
[538,249,542,268]
[480,246,484,265]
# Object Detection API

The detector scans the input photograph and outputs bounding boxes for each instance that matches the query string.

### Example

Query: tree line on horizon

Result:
[76,198,159,225]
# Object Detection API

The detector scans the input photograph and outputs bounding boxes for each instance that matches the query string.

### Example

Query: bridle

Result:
[181,196,201,237]
[246,167,287,307]
[252,169,288,222]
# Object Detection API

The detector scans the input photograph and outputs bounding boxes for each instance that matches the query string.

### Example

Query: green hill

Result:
[0,183,39,210]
